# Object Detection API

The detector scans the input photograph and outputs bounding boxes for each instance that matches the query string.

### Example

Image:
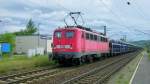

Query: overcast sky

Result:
[0,0,150,41]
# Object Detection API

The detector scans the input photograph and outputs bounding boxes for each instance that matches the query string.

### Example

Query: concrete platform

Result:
[131,52,150,84]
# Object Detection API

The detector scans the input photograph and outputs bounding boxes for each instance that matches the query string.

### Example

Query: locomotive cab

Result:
[52,28,81,62]
[53,29,76,50]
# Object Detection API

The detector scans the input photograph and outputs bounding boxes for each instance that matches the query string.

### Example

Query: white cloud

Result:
[0,9,32,19]
[39,11,66,20]
[0,0,150,40]
[0,25,25,33]
[31,9,43,15]
[1,17,22,25]
[56,0,112,13]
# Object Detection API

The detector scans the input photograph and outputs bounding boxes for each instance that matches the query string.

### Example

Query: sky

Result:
[0,0,150,41]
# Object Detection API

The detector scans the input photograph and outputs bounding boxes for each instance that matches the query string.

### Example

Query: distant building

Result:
[15,35,52,54]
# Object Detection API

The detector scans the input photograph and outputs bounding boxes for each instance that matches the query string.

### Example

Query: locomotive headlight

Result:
[55,45,72,49]
[65,45,72,49]
[55,45,61,48]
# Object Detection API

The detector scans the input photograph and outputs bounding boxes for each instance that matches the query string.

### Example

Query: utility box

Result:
[1,43,11,53]
[0,43,2,55]
[0,43,11,59]
[0,43,1,52]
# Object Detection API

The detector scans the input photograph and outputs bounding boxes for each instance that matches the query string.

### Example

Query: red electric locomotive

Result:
[52,26,110,65]
[52,12,110,65]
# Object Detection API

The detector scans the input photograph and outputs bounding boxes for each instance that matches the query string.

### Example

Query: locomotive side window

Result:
[82,32,84,38]
[55,31,61,38]
[94,35,97,41]
[101,37,104,41]
[103,38,105,42]
[97,36,99,41]
[66,31,74,38]
[86,33,90,39]
[101,37,107,42]
[98,36,101,41]
[90,34,94,40]
[104,38,107,42]
[105,38,108,42]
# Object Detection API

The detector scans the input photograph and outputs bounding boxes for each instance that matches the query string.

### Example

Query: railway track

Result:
[0,51,141,84]
[0,66,76,84]
[0,66,55,84]
[62,51,140,84]
[29,51,141,84]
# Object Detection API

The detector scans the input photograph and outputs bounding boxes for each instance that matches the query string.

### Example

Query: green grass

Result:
[148,52,150,60]
[0,55,55,74]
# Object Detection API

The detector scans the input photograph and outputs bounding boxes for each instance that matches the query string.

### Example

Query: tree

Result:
[14,19,37,35]
[25,19,37,35]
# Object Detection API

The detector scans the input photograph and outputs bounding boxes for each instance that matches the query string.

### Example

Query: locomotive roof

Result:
[55,26,107,38]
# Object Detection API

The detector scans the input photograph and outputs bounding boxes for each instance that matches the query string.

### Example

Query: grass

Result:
[106,52,143,84]
[147,51,150,60]
[0,55,56,74]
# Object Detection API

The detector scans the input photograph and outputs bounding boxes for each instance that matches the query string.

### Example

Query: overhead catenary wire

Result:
[55,0,149,38]
[123,0,150,35]
[116,0,150,30]
[110,19,150,36]
[98,0,134,34]
[54,0,71,12]
[121,0,150,29]
[92,0,149,38]
[55,0,131,35]
[99,0,150,37]
[124,0,150,22]
[54,0,87,27]
[97,0,131,40]
[134,29,150,35]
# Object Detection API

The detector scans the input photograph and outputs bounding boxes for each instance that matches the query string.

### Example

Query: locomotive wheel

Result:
[74,58,82,65]
[93,54,98,61]
[81,56,86,63]
[65,59,73,66]
[58,59,65,66]
[58,59,73,66]
[89,56,93,63]
[87,56,93,63]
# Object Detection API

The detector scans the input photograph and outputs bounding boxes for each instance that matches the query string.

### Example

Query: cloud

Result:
[0,0,150,41]
[0,25,25,33]
[39,11,66,21]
